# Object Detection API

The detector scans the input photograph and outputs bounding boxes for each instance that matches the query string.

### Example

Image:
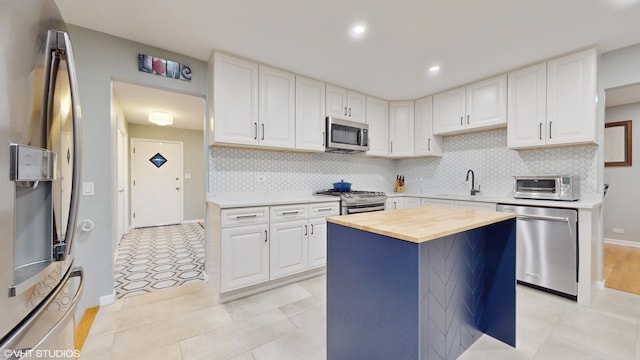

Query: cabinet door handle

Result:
[305,224,308,236]
[254,122,258,140]
[428,138,431,151]
[466,115,470,125]
[344,107,348,116]
[539,122,542,140]
[261,123,265,140]
[322,131,325,147]
[390,141,393,153]
[310,224,314,235]
[264,230,268,242]
[460,116,463,126]
[549,121,552,139]
[348,107,352,117]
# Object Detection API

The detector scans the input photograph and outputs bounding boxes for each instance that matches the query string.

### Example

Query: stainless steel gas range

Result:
[315,190,387,214]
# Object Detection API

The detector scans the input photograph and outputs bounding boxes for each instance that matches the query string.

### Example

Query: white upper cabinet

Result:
[546,48,597,146]
[508,48,597,149]
[433,75,507,135]
[295,76,326,152]
[389,101,415,158]
[365,96,389,156]
[259,65,295,149]
[326,84,366,123]
[507,63,548,148]
[414,96,442,157]
[432,87,465,135]
[212,52,259,146]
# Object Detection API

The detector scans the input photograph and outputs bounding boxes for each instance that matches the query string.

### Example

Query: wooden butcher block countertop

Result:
[326,205,516,244]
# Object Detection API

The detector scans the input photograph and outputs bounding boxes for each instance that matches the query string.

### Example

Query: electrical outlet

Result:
[379,176,385,181]
[612,228,625,234]
[256,175,266,183]
[416,177,424,182]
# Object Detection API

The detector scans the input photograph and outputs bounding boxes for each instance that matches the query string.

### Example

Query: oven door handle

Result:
[346,205,386,214]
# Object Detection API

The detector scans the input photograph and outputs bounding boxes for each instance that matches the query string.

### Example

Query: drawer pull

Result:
[315,207,334,212]
[280,210,301,215]
[235,214,258,219]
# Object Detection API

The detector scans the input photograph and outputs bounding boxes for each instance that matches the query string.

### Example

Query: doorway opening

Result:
[602,83,640,295]
[111,80,206,298]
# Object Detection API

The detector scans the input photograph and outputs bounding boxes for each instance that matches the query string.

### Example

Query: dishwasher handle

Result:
[516,214,571,223]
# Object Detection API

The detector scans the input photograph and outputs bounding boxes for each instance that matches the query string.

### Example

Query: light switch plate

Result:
[82,182,95,196]
[185,173,192,179]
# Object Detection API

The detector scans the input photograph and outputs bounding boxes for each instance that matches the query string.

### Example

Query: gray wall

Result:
[128,124,205,221]
[67,25,207,314]
[603,103,639,243]
[600,43,640,244]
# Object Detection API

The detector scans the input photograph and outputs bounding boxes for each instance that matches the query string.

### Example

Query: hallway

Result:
[114,224,205,298]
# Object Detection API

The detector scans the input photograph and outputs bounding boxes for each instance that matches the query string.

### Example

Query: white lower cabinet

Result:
[403,197,422,208]
[221,223,269,292]
[270,219,309,279]
[308,217,328,268]
[218,201,338,292]
[386,197,403,210]
[420,198,496,210]
[455,201,496,211]
[421,198,455,207]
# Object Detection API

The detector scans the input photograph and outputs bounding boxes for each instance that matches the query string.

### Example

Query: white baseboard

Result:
[604,237,640,248]
[182,219,203,224]
[100,293,115,306]
[595,280,605,290]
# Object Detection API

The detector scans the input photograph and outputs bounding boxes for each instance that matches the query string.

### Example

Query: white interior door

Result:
[117,128,127,241]
[131,138,183,228]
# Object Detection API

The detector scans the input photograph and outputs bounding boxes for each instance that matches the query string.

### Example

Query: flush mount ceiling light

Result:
[429,65,440,73]
[353,25,366,34]
[148,111,173,126]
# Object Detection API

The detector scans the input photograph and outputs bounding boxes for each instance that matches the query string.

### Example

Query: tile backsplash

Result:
[208,129,599,195]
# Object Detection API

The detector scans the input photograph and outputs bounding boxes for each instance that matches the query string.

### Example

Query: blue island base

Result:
[327,219,516,360]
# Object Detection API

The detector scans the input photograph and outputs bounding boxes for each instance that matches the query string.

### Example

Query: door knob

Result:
[176,187,180,190]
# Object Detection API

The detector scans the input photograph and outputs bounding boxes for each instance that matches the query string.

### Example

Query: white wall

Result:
[67,25,207,313]
[603,103,640,243]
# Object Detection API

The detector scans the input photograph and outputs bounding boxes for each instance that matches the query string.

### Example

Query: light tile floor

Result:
[113,224,205,298]
[81,275,640,360]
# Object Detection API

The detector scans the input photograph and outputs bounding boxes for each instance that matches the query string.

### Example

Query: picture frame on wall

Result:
[604,120,632,167]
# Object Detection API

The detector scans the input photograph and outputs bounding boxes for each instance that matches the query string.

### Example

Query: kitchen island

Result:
[326,206,517,360]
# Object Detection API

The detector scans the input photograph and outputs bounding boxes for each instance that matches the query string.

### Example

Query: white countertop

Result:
[207,190,602,210]
[387,191,603,209]
[207,191,339,208]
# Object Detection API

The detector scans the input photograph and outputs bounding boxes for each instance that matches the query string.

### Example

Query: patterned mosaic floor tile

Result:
[114,223,205,299]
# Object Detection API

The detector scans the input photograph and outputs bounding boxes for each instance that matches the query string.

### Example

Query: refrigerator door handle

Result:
[61,30,82,260]
[0,266,84,358]
[46,30,83,260]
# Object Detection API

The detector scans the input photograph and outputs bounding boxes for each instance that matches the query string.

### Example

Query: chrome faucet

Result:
[466,169,480,195]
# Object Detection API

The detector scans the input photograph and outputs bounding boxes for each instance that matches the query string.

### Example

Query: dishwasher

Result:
[496,204,578,300]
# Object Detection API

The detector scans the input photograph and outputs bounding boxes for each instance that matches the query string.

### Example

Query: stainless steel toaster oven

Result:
[512,175,579,201]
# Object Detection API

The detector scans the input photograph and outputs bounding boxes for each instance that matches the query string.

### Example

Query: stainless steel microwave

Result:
[325,117,369,153]
[513,175,579,201]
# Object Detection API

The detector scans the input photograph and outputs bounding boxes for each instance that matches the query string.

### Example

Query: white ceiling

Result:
[57,0,640,126]
[605,82,640,107]
[112,82,205,131]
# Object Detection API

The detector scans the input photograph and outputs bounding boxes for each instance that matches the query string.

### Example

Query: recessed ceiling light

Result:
[429,65,440,72]
[353,25,365,34]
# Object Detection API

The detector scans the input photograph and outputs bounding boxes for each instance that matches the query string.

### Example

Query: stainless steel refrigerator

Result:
[0,1,84,359]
